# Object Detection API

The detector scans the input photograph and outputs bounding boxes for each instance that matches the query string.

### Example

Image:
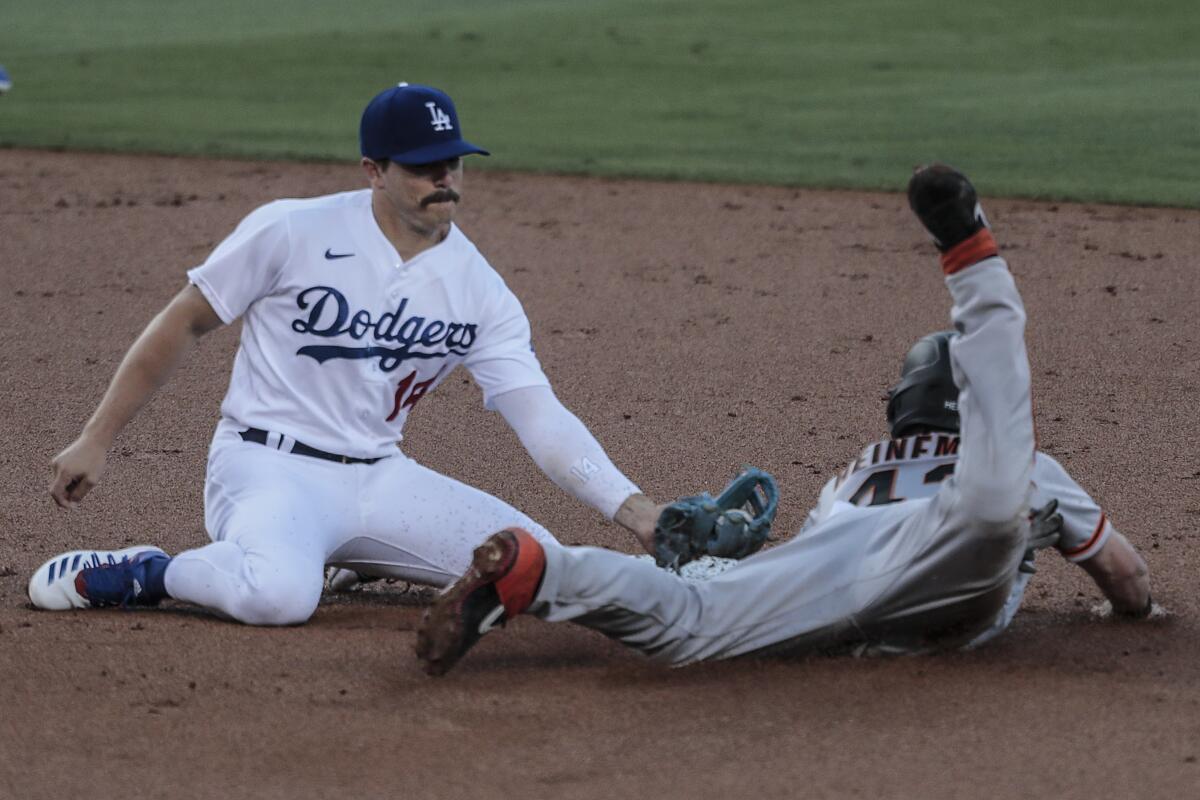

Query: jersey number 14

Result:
[386,368,444,422]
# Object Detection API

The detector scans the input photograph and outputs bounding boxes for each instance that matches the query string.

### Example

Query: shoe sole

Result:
[416,533,517,676]
[27,545,168,610]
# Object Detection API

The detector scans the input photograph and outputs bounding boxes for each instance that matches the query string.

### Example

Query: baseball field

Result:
[2,3,1199,799]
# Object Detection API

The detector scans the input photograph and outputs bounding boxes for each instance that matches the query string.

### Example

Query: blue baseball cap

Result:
[359,83,489,165]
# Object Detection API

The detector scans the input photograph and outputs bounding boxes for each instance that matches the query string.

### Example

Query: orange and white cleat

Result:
[415,528,545,676]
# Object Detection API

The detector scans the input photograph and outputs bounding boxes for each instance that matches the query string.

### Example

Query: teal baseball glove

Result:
[654,467,780,572]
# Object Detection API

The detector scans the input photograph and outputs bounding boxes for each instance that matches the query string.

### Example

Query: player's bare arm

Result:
[1026,452,1155,619]
[49,284,222,509]
[1078,532,1152,617]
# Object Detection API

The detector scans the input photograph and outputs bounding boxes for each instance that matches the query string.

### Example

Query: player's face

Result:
[366,157,464,238]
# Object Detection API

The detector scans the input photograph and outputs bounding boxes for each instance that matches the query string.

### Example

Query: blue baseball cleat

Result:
[28,546,171,610]
[0,65,12,95]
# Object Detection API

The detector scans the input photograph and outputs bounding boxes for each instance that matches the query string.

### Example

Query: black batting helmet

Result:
[886,330,960,438]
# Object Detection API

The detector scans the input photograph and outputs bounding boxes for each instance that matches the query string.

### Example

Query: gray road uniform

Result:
[525,254,1086,665]
[805,438,1113,651]
[968,452,1112,646]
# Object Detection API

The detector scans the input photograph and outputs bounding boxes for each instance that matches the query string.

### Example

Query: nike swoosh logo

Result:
[477,604,506,635]
[324,249,355,260]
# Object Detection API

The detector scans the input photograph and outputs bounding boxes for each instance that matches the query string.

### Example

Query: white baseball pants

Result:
[162,422,556,625]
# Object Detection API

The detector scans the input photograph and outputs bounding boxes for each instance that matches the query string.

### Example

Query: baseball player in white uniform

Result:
[416,165,1155,675]
[29,83,666,624]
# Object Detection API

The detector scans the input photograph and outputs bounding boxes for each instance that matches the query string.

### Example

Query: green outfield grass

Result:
[1,0,1197,205]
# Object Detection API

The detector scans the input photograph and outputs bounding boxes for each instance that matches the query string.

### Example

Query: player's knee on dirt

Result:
[232,563,323,626]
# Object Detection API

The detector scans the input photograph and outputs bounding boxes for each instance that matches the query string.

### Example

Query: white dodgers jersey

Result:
[187,190,550,459]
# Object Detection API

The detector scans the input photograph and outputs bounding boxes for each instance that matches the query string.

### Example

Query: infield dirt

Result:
[1,150,1197,799]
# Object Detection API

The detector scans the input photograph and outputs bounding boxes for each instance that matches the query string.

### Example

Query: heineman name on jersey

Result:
[290,285,479,372]
[836,434,960,485]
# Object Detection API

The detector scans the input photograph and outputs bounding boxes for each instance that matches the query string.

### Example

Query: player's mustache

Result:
[420,189,460,208]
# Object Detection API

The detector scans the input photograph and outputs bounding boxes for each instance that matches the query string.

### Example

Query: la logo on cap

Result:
[360,82,489,165]
[426,102,453,132]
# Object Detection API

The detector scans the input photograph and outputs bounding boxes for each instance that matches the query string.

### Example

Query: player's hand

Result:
[49,436,108,508]
[614,493,667,555]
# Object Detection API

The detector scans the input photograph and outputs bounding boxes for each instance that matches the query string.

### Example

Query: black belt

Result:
[238,428,384,465]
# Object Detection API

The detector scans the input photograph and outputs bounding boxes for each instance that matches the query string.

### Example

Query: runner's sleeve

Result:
[186,202,291,323]
[463,284,551,408]
[943,258,1033,524]
[1030,452,1113,562]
